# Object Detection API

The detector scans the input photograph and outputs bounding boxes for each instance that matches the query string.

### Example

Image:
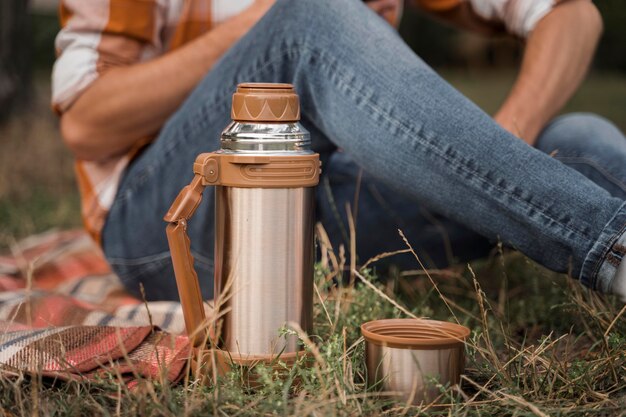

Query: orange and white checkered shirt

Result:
[52,0,254,242]
[52,0,553,243]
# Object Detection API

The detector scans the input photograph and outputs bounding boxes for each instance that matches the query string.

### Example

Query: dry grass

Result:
[0,232,624,416]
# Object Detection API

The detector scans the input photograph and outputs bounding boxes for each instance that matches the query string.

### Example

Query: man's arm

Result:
[60,0,274,161]
[415,0,603,145]
[494,0,602,144]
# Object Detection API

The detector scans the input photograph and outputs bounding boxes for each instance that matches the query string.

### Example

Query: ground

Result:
[0,70,624,416]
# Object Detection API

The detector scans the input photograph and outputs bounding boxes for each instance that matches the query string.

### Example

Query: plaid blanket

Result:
[0,230,193,385]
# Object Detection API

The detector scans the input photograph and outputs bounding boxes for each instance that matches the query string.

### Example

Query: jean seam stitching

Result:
[593,223,626,291]
[581,201,626,290]
[592,221,626,288]
[311,47,591,240]
[555,156,626,194]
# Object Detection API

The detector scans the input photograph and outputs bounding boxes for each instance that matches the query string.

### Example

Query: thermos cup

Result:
[165,83,319,361]
[361,319,470,405]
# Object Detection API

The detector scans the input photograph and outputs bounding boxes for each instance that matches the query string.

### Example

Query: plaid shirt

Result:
[52,0,254,242]
[52,0,553,243]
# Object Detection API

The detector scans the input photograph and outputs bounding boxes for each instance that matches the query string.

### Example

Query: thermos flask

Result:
[164,83,319,360]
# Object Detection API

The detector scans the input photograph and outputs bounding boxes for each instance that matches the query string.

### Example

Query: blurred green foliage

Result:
[594,0,626,72]
[31,13,59,69]
[398,0,626,72]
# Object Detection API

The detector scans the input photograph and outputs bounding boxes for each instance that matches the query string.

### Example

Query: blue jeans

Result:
[102,0,626,301]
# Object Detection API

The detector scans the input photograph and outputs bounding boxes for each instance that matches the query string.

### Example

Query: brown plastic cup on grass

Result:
[361,318,470,405]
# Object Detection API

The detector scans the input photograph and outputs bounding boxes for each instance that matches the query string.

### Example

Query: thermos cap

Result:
[232,83,300,122]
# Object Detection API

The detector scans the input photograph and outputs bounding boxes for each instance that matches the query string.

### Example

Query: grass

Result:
[0,71,625,415]
[0,245,624,416]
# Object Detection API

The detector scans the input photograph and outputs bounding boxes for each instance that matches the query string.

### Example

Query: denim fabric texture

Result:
[102,0,626,301]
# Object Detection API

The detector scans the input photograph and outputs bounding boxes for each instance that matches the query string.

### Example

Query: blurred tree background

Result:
[400,0,626,71]
[0,0,31,122]
[0,0,624,245]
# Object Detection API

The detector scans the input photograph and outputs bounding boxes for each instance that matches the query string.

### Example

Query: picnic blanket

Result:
[0,230,193,385]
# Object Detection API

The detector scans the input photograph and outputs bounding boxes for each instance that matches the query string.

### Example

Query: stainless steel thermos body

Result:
[214,121,315,355]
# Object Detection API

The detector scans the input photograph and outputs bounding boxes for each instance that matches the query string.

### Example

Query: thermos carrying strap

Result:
[164,174,209,348]
[164,152,320,348]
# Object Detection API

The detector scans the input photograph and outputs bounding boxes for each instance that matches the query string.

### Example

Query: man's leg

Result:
[103,0,626,300]
[320,113,626,274]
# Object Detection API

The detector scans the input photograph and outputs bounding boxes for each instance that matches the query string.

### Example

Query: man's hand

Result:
[413,0,603,146]
[494,0,602,145]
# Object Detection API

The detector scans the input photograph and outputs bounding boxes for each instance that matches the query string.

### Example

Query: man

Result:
[53,0,626,301]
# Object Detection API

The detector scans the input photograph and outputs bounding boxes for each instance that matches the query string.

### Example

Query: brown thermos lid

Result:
[231,83,300,122]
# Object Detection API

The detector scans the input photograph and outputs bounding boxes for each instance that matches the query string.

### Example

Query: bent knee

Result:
[536,112,623,154]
